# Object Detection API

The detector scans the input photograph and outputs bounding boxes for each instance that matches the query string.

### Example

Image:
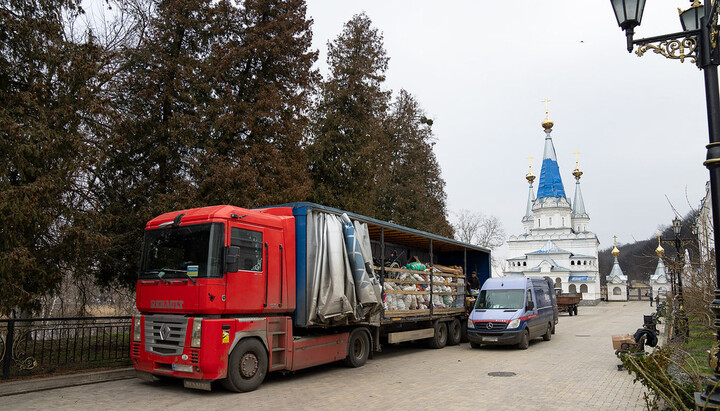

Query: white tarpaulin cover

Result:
[305,211,381,326]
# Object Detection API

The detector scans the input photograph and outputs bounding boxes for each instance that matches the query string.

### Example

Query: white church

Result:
[502,110,602,305]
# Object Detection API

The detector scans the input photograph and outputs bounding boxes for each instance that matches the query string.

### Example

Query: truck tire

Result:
[568,307,573,316]
[543,323,552,341]
[447,319,462,345]
[428,321,448,349]
[573,306,578,316]
[343,329,370,368]
[517,329,529,350]
[221,338,268,393]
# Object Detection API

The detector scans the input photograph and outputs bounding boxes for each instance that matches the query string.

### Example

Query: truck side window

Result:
[231,228,263,272]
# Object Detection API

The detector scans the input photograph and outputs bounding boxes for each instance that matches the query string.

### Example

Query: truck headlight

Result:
[467,318,475,329]
[190,318,202,348]
[133,316,142,342]
[507,319,520,329]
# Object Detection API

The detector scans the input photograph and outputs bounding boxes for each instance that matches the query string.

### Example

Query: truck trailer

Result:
[130,202,490,392]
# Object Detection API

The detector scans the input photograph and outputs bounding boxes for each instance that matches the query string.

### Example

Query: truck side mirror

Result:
[225,246,241,273]
[526,300,534,311]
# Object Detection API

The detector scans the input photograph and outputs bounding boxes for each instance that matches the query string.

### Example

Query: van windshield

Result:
[475,289,525,309]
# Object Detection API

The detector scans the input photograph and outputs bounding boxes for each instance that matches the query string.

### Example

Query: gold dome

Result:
[656,233,664,257]
[572,167,583,180]
[526,171,536,183]
[612,245,620,257]
[542,118,554,131]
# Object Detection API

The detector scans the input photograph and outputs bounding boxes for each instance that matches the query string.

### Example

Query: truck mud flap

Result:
[184,379,212,391]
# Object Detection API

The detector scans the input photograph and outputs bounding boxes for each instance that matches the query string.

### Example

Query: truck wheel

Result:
[543,324,552,341]
[568,308,573,316]
[221,338,268,393]
[517,330,529,350]
[343,329,370,368]
[428,321,448,349]
[447,319,462,345]
[573,306,578,316]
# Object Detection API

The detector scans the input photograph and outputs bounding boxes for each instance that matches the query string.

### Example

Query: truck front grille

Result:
[474,321,507,330]
[144,315,188,356]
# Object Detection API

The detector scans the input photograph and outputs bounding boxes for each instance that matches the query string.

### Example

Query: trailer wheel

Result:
[447,319,462,345]
[517,330,529,350]
[568,307,573,316]
[543,323,552,341]
[221,338,268,393]
[428,321,448,349]
[573,306,578,316]
[343,329,370,368]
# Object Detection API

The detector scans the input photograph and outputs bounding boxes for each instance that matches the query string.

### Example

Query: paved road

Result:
[4,301,654,410]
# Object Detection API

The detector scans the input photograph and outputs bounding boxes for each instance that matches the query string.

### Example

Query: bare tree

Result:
[453,209,506,250]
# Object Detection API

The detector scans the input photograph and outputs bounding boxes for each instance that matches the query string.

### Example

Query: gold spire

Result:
[656,233,665,257]
[541,98,554,131]
[572,150,583,180]
[525,155,536,183]
[612,235,620,257]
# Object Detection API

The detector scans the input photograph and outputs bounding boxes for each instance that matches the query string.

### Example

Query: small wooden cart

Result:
[555,290,582,316]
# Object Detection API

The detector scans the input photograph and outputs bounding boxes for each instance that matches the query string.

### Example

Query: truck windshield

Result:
[139,223,224,279]
[475,289,525,310]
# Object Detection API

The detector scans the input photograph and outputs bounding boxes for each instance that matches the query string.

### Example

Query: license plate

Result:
[482,336,498,342]
[172,364,193,373]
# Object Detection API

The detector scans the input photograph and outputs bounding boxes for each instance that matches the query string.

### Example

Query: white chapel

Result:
[502,109,602,304]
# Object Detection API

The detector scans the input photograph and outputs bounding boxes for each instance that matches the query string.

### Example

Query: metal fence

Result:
[0,316,132,380]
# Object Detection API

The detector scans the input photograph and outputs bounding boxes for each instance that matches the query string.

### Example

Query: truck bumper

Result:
[467,329,524,345]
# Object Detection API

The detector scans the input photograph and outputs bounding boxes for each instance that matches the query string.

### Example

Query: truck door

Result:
[225,224,267,313]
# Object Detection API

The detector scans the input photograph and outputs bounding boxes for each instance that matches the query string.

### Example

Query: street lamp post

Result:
[610,0,720,408]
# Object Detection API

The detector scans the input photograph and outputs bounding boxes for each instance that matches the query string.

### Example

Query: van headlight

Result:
[507,319,520,329]
[467,318,475,329]
[133,316,142,342]
[190,318,202,348]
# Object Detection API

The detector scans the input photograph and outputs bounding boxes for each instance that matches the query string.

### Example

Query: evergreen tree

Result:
[308,13,390,216]
[377,90,453,237]
[0,0,106,314]
[95,0,215,287]
[193,0,316,207]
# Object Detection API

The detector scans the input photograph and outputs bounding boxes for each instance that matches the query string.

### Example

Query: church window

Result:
[555,278,562,288]
[613,287,621,295]
[549,217,552,225]
[538,220,541,227]
[562,217,565,226]
[571,261,575,266]
[580,284,588,293]
[523,262,527,266]
[583,261,587,265]
[569,284,577,293]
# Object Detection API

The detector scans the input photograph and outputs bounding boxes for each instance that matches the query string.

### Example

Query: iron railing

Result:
[0,316,132,380]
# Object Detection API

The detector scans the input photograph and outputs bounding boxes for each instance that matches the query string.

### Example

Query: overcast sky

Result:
[306,0,712,262]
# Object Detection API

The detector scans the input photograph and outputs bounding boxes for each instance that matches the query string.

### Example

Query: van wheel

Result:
[343,329,370,368]
[551,323,556,335]
[517,330,529,350]
[428,321,447,349]
[470,342,481,349]
[221,339,268,392]
[447,319,462,345]
[543,324,552,341]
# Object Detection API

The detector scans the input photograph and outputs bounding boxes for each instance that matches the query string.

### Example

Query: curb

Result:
[0,368,136,397]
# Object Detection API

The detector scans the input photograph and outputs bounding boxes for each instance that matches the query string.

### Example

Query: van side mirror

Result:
[526,300,535,311]
[225,246,241,273]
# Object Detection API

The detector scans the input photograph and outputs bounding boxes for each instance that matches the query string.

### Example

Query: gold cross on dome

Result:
[613,235,618,246]
[573,150,581,167]
[526,155,534,170]
[541,98,551,117]
[657,232,662,244]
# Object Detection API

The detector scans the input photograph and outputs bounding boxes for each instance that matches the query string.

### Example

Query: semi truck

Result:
[130,202,490,392]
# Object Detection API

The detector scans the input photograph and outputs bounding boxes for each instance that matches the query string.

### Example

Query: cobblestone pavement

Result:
[4,301,654,411]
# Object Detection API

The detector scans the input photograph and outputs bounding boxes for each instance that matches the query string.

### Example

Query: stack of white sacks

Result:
[383,271,456,311]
